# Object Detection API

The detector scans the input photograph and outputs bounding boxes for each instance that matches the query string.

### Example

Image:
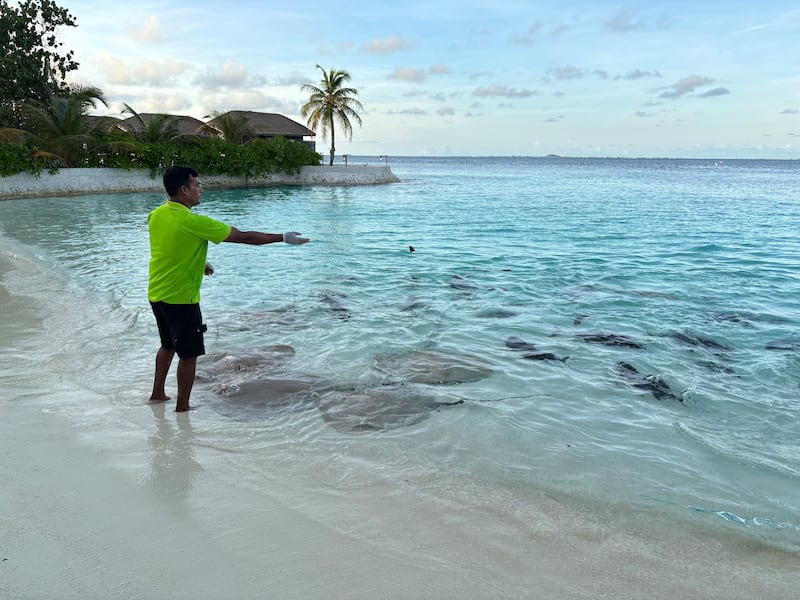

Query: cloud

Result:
[429,64,451,76]
[606,9,645,32]
[272,72,312,87]
[130,15,162,43]
[473,85,537,98]
[699,87,730,97]
[510,20,571,44]
[658,75,715,99]
[781,108,799,114]
[510,22,544,45]
[635,111,655,118]
[388,67,427,83]
[437,106,456,116]
[545,66,584,81]
[195,61,262,89]
[120,91,192,114]
[544,66,608,83]
[617,69,661,80]
[386,108,429,116]
[95,51,189,86]
[362,36,413,54]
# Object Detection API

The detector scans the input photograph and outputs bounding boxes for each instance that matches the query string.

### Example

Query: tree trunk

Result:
[329,123,336,166]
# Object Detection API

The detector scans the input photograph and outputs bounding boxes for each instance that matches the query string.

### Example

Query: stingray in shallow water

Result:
[319,291,351,320]
[615,362,682,403]
[505,336,568,362]
[576,332,645,349]
[207,377,318,419]
[195,345,296,382]
[311,384,463,432]
[374,349,494,385]
[666,331,732,352]
[765,338,800,350]
[206,377,464,432]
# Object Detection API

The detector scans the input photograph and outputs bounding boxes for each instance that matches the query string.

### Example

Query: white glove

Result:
[283,231,309,245]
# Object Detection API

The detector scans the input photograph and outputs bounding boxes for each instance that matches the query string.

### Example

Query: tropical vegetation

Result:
[1,2,368,178]
[301,65,364,166]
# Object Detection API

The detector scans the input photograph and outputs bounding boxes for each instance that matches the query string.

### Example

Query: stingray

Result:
[476,308,519,319]
[576,332,645,349]
[374,349,494,385]
[666,331,732,352]
[765,338,800,350]
[311,384,463,432]
[615,362,682,403]
[319,292,351,320]
[195,345,295,382]
[208,377,318,419]
[505,336,568,362]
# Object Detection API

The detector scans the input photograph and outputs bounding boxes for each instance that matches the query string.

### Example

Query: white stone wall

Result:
[0,165,400,200]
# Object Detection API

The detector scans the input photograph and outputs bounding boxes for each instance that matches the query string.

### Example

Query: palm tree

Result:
[121,103,181,143]
[205,110,254,145]
[21,85,108,166]
[301,65,363,166]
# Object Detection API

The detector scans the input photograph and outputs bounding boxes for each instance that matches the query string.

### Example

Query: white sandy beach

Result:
[1,251,798,599]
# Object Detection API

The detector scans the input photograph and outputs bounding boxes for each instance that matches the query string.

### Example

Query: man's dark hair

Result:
[163,166,199,197]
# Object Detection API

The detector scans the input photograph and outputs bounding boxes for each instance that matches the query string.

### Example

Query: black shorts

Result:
[150,301,207,359]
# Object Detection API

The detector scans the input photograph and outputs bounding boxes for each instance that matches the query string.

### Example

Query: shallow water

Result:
[1,156,799,557]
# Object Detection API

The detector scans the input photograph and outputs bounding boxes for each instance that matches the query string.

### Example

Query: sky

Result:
[49,0,800,158]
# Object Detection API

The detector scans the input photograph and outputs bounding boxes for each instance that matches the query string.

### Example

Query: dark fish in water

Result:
[312,384,464,432]
[374,349,493,385]
[476,308,519,319]
[505,336,568,362]
[615,362,682,402]
[522,352,568,363]
[577,332,645,349]
[505,336,538,352]
[669,331,731,352]
[697,360,737,375]
[765,338,800,350]
[320,292,351,320]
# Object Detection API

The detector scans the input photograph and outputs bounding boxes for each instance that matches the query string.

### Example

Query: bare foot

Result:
[175,404,196,412]
[147,396,171,404]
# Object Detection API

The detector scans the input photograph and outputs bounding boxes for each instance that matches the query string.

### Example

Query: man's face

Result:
[181,175,202,207]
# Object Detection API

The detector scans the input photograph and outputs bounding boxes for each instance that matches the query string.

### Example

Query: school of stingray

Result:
[195,276,800,433]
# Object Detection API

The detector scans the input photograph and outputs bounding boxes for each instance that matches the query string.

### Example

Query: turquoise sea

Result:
[1,157,799,564]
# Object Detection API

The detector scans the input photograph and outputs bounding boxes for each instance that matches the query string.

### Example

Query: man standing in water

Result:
[148,165,309,412]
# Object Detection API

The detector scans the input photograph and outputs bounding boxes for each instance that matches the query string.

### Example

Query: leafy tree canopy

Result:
[301,65,363,166]
[0,0,79,127]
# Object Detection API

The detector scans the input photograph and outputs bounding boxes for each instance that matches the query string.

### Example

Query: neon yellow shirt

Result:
[147,201,232,304]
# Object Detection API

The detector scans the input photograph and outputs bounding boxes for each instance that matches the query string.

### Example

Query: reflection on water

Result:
[147,403,202,514]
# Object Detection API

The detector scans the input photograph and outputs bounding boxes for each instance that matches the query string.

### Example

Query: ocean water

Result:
[1,156,799,556]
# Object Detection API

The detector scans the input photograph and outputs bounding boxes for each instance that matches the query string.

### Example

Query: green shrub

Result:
[1,135,322,177]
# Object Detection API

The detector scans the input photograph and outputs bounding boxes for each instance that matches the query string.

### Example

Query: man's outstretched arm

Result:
[223,227,309,245]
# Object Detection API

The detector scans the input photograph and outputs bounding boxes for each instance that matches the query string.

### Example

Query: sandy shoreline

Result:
[0,165,400,200]
[1,251,799,599]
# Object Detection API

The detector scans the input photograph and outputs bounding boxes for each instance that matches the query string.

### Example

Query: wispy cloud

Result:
[781,108,799,114]
[658,75,716,99]
[617,69,661,80]
[699,87,730,98]
[606,9,645,32]
[95,51,189,86]
[129,15,163,43]
[362,36,413,54]
[388,67,427,83]
[386,108,429,116]
[194,61,264,89]
[472,85,538,98]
